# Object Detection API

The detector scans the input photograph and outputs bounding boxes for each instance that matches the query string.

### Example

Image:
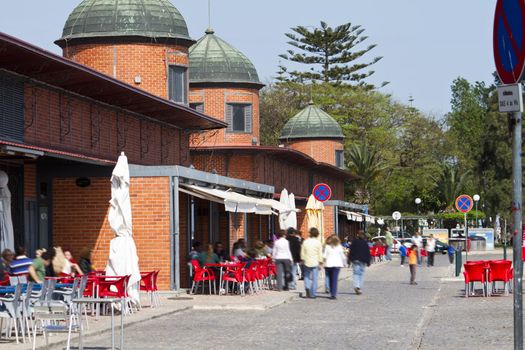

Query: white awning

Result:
[180,184,278,215]
[340,210,377,223]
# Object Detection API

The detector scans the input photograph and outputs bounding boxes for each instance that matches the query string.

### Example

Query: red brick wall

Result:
[52,176,173,290]
[23,83,187,166]
[24,163,36,200]
[285,139,343,167]
[189,87,260,147]
[63,43,189,100]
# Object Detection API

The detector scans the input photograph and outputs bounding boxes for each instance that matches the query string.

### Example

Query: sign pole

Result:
[512,110,523,350]
[464,212,468,262]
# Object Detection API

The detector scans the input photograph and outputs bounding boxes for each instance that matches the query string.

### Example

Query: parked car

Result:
[392,238,412,253]
[422,238,448,254]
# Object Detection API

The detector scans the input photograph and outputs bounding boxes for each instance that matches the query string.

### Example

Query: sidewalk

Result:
[9,261,386,350]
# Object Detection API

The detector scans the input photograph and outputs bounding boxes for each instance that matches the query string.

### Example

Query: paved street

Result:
[77,252,517,350]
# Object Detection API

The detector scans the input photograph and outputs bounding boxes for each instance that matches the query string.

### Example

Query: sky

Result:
[0,0,497,117]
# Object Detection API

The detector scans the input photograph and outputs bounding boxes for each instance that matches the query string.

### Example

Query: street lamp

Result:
[415,198,422,233]
[473,194,480,228]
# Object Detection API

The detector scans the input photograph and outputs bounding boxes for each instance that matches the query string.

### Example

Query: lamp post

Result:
[473,194,480,228]
[415,198,422,234]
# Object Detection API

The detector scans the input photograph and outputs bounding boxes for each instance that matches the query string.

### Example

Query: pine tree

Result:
[278,21,386,88]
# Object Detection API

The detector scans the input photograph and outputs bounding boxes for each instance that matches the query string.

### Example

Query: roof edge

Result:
[55,34,196,49]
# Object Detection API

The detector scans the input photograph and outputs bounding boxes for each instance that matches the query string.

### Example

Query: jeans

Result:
[303,265,319,297]
[275,259,292,290]
[386,245,392,261]
[427,252,435,267]
[325,271,330,292]
[325,267,340,297]
[290,263,298,289]
[410,264,417,283]
[352,261,366,289]
[400,255,406,265]
[416,249,422,266]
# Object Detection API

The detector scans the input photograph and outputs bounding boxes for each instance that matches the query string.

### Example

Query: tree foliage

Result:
[278,21,386,88]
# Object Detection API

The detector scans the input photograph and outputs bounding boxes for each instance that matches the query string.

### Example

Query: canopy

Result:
[106,152,141,305]
[180,184,278,215]
[278,189,299,230]
[340,210,377,223]
[306,195,324,240]
[0,171,14,252]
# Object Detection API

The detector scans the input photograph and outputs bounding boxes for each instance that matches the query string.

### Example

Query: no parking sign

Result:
[312,183,332,202]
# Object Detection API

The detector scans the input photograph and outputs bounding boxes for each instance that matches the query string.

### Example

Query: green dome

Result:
[56,0,193,47]
[280,102,344,141]
[189,29,263,88]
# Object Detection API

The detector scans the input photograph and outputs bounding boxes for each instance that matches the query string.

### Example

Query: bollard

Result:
[455,248,462,277]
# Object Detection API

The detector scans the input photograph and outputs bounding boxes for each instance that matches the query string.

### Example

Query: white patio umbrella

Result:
[288,192,298,230]
[106,152,141,305]
[0,171,14,252]
[306,194,324,241]
[278,188,299,230]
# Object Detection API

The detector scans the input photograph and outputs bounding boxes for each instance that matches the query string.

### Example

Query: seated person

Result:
[10,246,33,276]
[213,242,230,262]
[29,250,54,284]
[78,247,94,274]
[63,249,84,276]
[197,244,220,267]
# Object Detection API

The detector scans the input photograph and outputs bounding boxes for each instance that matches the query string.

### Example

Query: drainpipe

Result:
[170,176,180,291]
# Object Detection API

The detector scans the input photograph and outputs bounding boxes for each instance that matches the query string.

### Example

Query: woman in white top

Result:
[324,235,347,300]
[426,234,436,267]
[272,231,293,291]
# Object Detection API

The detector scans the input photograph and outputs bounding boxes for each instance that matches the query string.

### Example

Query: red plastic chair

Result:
[221,263,244,295]
[97,275,132,314]
[140,271,157,307]
[0,272,9,286]
[190,260,216,295]
[463,262,488,297]
[488,260,512,295]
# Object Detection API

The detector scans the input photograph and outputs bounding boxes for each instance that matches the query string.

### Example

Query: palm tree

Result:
[347,144,387,204]
[432,162,470,211]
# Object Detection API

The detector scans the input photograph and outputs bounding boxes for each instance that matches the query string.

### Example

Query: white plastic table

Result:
[73,297,125,350]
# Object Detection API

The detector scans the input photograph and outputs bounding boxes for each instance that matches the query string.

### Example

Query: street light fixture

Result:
[473,194,480,228]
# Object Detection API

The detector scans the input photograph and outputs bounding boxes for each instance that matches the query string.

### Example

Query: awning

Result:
[180,184,278,215]
[340,210,377,223]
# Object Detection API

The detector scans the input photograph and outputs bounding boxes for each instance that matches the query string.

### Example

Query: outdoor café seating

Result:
[463,259,513,297]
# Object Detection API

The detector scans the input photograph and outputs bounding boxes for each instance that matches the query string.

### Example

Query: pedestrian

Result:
[399,244,407,267]
[409,244,418,285]
[411,231,423,266]
[10,246,33,276]
[447,244,455,264]
[385,229,394,261]
[301,227,323,298]
[286,227,302,290]
[426,234,436,267]
[348,230,371,295]
[272,231,293,291]
[324,235,347,300]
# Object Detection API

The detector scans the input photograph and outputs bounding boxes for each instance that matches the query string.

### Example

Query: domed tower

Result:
[189,28,264,147]
[56,0,194,101]
[280,102,345,168]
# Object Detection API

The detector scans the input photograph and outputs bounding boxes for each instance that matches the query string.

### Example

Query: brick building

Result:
[0,0,366,291]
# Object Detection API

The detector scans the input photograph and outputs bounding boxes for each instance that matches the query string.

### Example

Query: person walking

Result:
[301,228,323,298]
[272,231,293,291]
[399,244,407,267]
[408,244,418,285]
[447,244,455,264]
[324,235,346,300]
[411,231,423,266]
[385,230,394,261]
[426,234,436,267]
[348,231,371,295]
[286,227,302,290]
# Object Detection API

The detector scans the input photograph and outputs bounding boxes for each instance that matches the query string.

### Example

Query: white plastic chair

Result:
[32,302,82,350]
[0,284,25,343]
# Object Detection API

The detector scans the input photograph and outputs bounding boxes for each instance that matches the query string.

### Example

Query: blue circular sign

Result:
[313,183,332,202]
[455,195,473,213]
[494,0,525,84]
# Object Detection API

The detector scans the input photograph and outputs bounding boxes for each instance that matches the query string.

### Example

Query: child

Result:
[399,244,407,267]
[409,244,418,285]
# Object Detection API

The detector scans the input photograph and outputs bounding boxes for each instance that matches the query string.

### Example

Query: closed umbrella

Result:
[278,189,290,230]
[306,195,324,241]
[288,192,297,230]
[106,152,141,305]
[0,171,14,252]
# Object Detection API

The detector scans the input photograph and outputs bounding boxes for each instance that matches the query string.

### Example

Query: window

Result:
[189,103,204,113]
[226,103,252,133]
[336,150,345,168]
[168,65,188,104]
[0,71,24,142]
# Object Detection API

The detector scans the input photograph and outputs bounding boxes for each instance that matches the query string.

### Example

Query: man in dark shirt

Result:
[213,242,230,262]
[286,227,302,290]
[349,231,372,295]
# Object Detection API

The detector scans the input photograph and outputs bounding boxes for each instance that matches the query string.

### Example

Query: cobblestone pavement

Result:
[81,253,483,350]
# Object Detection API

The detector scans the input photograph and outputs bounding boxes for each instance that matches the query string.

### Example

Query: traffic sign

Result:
[498,84,524,112]
[455,195,474,213]
[312,183,332,202]
[493,0,525,84]
[392,211,401,221]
